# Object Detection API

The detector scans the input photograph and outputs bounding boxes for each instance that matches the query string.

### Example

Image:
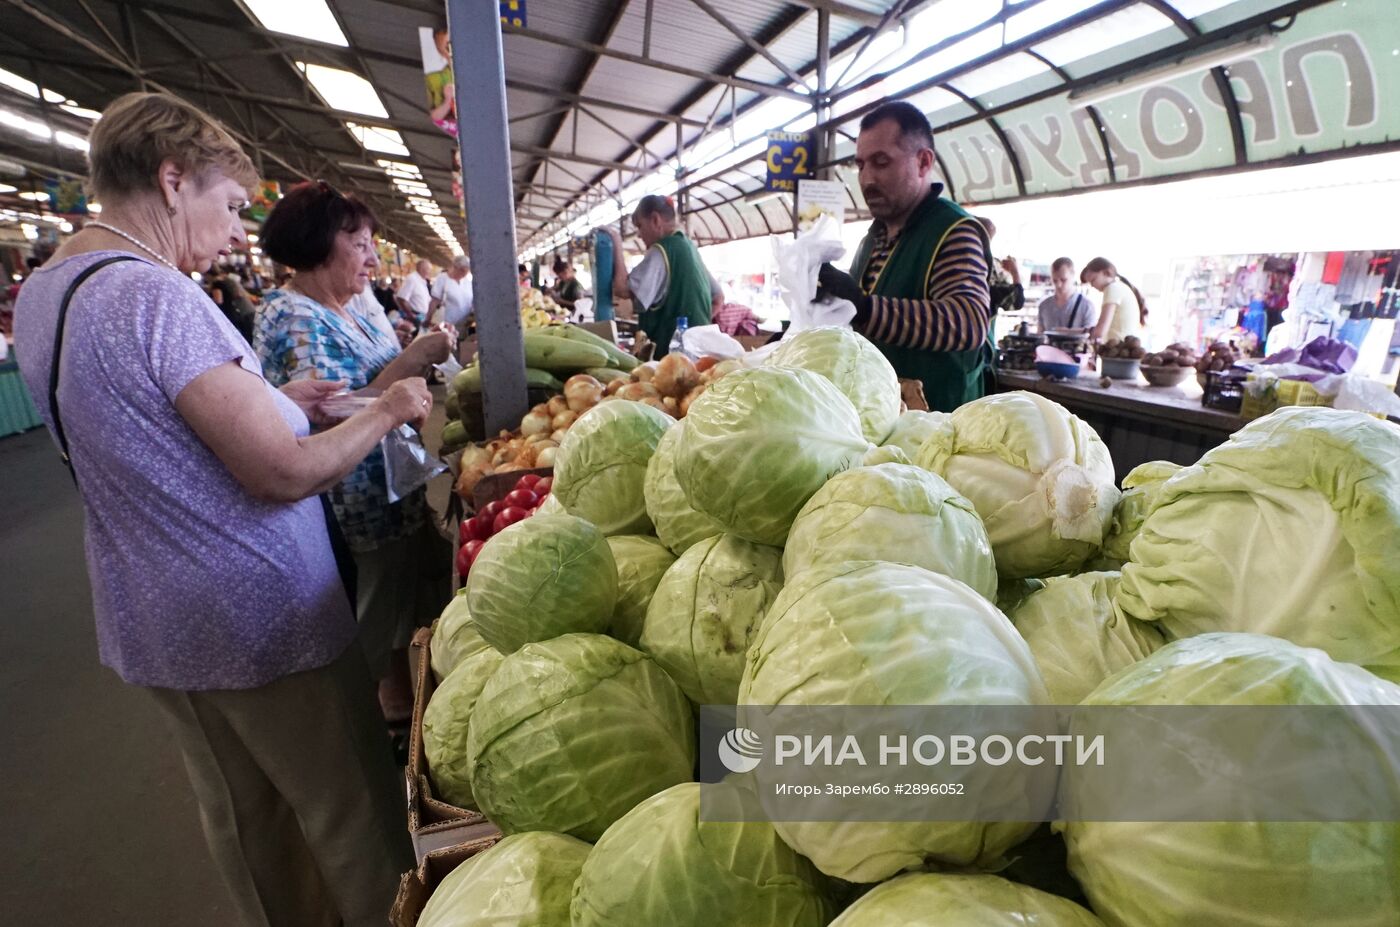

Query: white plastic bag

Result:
[1319,373,1400,418]
[772,213,857,335]
[681,324,745,359]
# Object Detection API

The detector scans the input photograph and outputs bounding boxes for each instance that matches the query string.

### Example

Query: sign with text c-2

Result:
[499,1,526,27]
[766,131,813,192]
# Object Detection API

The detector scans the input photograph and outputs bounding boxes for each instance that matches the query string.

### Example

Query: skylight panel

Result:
[243,0,348,47]
[346,122,409,156]
[297,62,388,118]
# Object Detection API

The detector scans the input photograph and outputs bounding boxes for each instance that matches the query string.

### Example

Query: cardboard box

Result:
[390,828,503,927]
[406,625,492,863]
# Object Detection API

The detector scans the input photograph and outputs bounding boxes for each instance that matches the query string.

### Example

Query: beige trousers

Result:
[148,644,413,927]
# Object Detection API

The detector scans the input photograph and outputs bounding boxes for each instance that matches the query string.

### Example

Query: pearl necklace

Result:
[87,221,182,274]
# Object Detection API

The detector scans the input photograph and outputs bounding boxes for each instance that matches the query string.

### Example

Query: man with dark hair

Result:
[816,100,994,411]
[605,194,722,357]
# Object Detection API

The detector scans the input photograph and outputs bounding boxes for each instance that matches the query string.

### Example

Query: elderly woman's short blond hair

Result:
[87,92,259,201]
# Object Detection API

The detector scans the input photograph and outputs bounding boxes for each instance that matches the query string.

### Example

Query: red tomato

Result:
[455,544,474,578]
[479,500,506,519]
[504,488,538,509]
[531,492,549,510]
[535,476,553,495]
[461,513,493,543]
[461,539,486,563]
[492,506,530,534]
[515,474,542,491]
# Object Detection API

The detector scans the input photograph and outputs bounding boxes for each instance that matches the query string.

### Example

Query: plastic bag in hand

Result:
[772,214,856,334]
[382,425,448,503]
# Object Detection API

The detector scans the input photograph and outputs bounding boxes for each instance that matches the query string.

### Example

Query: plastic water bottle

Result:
[669,316,689,358]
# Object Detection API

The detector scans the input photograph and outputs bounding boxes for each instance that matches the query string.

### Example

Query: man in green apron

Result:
[816,101,994,412]
[606,195,720,358]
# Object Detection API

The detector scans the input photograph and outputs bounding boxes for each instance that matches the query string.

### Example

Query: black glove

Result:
[816,263,871,324]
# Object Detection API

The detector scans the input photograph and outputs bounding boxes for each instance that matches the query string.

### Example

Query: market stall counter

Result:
[995,370,1242,481]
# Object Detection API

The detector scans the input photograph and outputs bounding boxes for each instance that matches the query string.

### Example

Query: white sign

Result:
[796,179,846,230]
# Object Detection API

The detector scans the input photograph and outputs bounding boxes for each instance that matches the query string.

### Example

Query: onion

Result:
[459,445,491,471]
[565,374,604,412]
[491,445,517,466]
[547,395,570,418]
[552,409,578,430]
[520,403,551,436]
[550,428,570,444]
[535,445,559,468]
[695,355,719,373]
[662,396,679,413]
[707,359,743,382]
[654,353,700,398]
[640,397,671,414]
[634,365,656,383]
[680,383,707,417]
[605,378,627,396]
[617,382,660,402]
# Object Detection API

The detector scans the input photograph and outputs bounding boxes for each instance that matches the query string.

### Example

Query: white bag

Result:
[772,214,857,335]
[681,324,745,359]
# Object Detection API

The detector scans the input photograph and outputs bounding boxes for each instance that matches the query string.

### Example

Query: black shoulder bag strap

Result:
[1067,293,1087,330]
[47,255,141,482]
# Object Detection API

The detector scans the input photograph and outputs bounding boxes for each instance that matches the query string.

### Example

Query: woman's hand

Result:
[404,328,454,367]
[279,378,347,427]
[374,377,432,429]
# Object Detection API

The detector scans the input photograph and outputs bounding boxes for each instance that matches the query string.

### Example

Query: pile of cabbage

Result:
[418,330,1400,927]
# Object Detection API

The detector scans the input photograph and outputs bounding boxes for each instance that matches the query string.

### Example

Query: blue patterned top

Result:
[254,287,428,552]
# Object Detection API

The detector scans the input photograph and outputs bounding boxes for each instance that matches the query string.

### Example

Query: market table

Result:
[0,345,42,439]
[994,370,1243,481]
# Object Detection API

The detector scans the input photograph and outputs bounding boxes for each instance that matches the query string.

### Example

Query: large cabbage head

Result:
[1092,460,1182,569]
[677,366,869,546]
[769,327,901,442]
[430,592,491,684]
[570,782,834,927]
[916,391,1119,579]
[1008,571,1165,705]
[782,463,997,601]
[423,638,506,810]
[828,872,1104,926]
[1117,408,1400,683]
[466,514,617,653]
[740,561,1048,882]
[606,534,676,647]
[880,409,951,461]
[639,533,784,705]
[553,400,673,535]
[466,633,695,841]
[1059,632,1400,927]
[417,831,590,927]
[643,424,724,556]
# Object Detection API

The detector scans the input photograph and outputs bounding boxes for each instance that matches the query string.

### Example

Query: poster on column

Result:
[796,179,846,231]
[419,27,457,139]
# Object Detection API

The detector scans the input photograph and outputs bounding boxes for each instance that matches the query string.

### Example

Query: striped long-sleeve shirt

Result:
[857,220,991,352]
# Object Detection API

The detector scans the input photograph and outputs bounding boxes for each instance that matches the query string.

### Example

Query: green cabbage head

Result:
[467,633,695,841]
[828,872,1104,926]
[880,409,951,460]
[1059,632,1400,927]
[417,831,590,927]
[677,366,869,546]
[534,493,565,515]
[570,782,834,927]
[769,327,901,442]
[639,533,784,705]
[643,424,723,555]
[422,640,506,810]
[1092,460,1182,569]
[916,391,1119,579]
[1117,408,1400,683]
[740,561,1048,882]
[783,463,997,600]
[430,592,491,684]
[606,535,676,647]
[466,514,617,653]
[553,400,674,535]
[1007,571,1165,705]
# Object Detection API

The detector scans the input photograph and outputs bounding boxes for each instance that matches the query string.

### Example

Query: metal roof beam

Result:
[780,0,883,28]
[506,79,706,127]
[501,22,811,102]
[687,0,811,90]
[511,144,641,175]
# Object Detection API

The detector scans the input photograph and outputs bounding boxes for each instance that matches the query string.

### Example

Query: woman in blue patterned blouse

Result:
[255,181,454,720]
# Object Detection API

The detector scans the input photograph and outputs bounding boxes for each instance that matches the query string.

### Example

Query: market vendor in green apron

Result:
[606,194,721,358]
[817,100,994,412]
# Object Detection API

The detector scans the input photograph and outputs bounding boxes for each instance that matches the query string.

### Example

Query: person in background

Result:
[429,254,474,328]
[605,195,720,357]
[1082,256,1147,345]
[518,263,532,289]
[372,274,397,316]
[815,100,993,412]
[976,217,1024,316]
[394,258,432,330]
[14,91,420,927]
[1038,257,1097,333]
[255,182,455,730]
[206,263,255,342]
[714,286,764,338]
[552,258,583,314]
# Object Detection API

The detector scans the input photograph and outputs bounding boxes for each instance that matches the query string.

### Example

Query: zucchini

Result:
[522,332,611,371]
[584,367,631,384]
[526,367,565,390]
[538,324,639,371]
[452,363,563,393]
[452,364,481,394]
[441,420,468,448]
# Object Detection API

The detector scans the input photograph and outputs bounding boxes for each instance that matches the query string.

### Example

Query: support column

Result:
[447,0,527,435]
[816,8,832,179]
